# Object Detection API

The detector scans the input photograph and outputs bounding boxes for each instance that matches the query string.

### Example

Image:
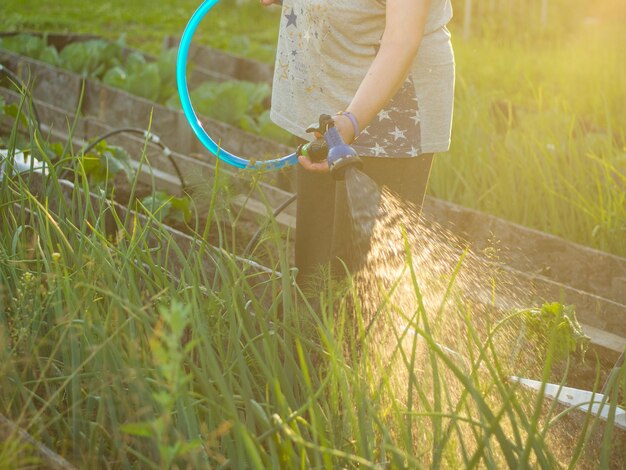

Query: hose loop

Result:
[176,0,298,170]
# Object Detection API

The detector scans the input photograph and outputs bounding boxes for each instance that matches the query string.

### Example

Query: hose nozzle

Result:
[324,126,362,179]
[296,139,328,163]
[312,114,362,180]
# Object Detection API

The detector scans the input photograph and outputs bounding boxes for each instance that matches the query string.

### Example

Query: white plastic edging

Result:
[511,376,626,430]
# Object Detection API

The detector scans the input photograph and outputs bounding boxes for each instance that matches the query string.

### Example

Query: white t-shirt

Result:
[271,0,455,156]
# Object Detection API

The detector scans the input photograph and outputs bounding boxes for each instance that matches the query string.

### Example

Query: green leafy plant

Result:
[102,50,168,102]
[121,301,202,467]
[0,95,28,129]
[155,47,179,103]
[0,33,60,66]
[80,139,134,188]
[141,190,192,224]
[58,37,125,78]
[169,79,293,144]
[520,302,590,360]
[177,80,269,126]
[241,109,293,144]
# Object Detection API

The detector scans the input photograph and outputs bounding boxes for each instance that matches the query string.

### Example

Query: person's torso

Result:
[271,0,453,154]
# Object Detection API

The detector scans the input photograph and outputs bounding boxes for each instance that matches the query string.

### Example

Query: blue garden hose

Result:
[176,0,298,170]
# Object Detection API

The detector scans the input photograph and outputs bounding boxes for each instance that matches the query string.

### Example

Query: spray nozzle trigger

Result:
[298,114,362,179]
[305,114,336,136]
[313,114,362,180]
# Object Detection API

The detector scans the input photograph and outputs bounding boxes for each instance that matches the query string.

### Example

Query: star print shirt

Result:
[270,0,455,157]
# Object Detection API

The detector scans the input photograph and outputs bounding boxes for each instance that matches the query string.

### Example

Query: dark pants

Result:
[295,154,434,284]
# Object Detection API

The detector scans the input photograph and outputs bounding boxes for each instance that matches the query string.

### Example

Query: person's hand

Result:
[298,154,330,173]
[259,0,281,6]
[298,113,356,173]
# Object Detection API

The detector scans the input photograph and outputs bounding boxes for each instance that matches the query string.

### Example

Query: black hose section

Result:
[243,193,297,257]
[81,128,186,191]
[60,127,187,193]
[0,64,42,135]
[81,128,146,154]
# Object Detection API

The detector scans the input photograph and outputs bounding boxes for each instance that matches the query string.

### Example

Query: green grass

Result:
[430,21,626,255]
[1,2,625,467]
[1,95,624,467]
[1,0,281,59]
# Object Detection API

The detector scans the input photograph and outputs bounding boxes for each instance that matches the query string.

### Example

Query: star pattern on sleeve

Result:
[352,78,423,158]
[410,110,421,126]
[389,127,407,141]
[377,110,391,121]
[370,143,387,156]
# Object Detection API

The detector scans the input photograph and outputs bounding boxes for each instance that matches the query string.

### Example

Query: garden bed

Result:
[163,35,274,84]
[2,34,624,358]
[2,8,625,466]
[3,161,277,298]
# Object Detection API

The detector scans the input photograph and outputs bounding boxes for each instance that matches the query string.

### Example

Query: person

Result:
[261,0,455,285]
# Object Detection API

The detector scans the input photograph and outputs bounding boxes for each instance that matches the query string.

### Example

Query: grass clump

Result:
[0,2,624,465]
[1,0,624,255]
[430,18,626,256]
[1,111,624,467]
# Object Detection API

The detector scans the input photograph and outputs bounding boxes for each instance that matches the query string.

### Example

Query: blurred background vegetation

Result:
[2,0,625,256]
